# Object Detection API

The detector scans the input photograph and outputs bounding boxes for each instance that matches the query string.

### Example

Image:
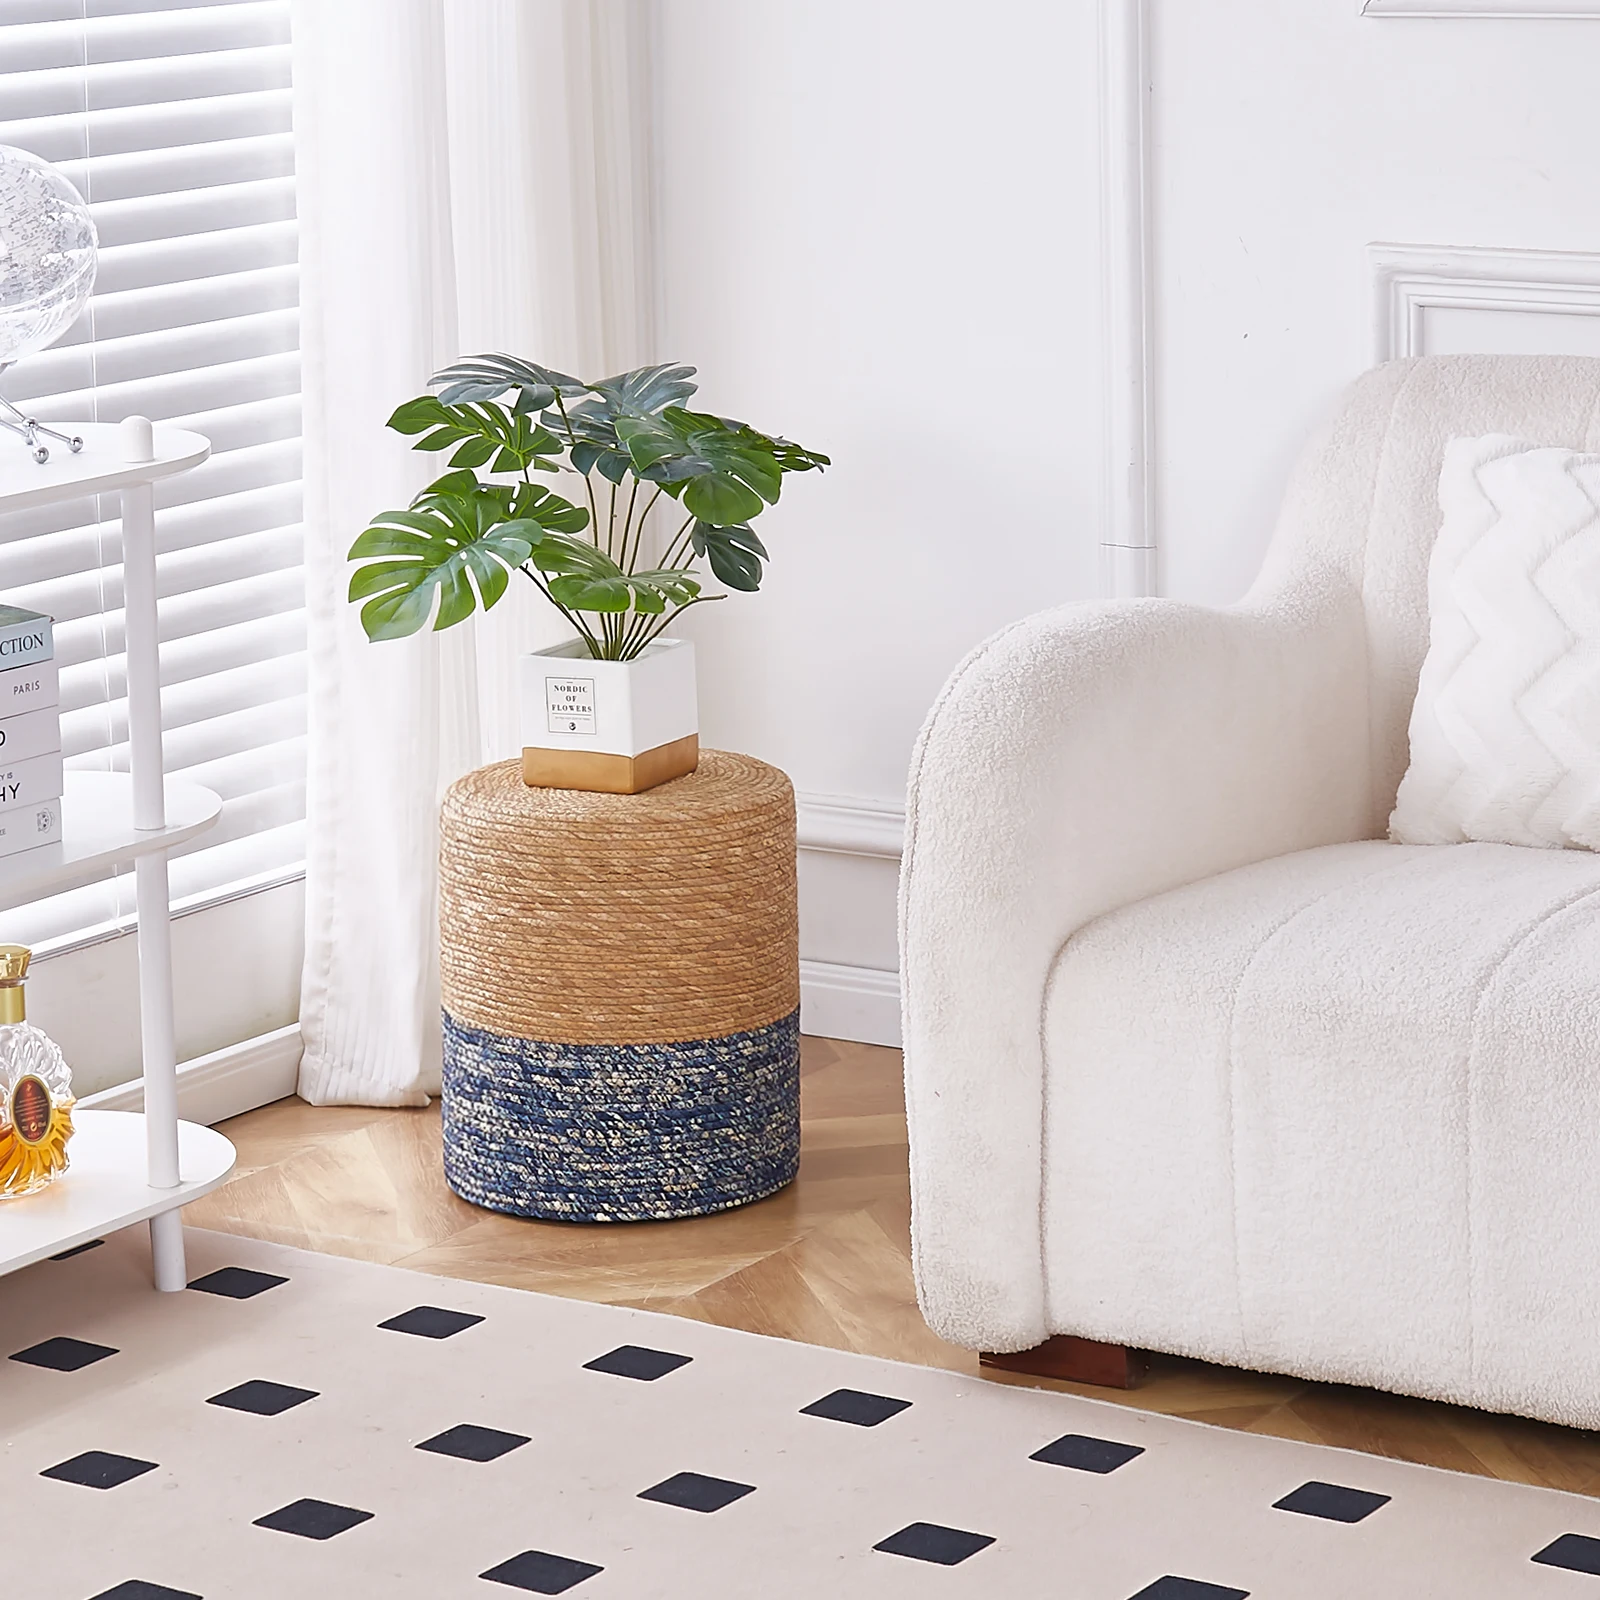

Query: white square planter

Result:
[519,637,698,794]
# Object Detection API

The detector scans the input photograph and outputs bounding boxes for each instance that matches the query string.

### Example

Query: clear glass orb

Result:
[0,144,97,370]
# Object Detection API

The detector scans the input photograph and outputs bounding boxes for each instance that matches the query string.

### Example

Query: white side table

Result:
[0,423,237,1289]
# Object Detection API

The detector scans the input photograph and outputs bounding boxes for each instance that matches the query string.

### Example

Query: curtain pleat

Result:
[292,0,656,1105]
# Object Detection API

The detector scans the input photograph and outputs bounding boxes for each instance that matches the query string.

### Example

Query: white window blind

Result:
[0,0,304,951]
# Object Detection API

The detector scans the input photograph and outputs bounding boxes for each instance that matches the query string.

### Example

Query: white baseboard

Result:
[800,959,901,1048]
[82,1022,302,1127]
[77,983,899,1111]
[793,790,905,1049]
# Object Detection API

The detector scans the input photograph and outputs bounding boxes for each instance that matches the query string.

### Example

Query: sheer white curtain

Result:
[292,0,656,1104]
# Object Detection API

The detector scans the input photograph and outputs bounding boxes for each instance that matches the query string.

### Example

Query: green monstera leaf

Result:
[690,521,768,591]
[347,477,588,641]
[356,353,828,657]
[411,469,590,532]
[616,407,829,528]
[529,531,702,616]
[587,363,701,414]
[427,353,588,415]
[387,395,565,474]
[544,364,701,484]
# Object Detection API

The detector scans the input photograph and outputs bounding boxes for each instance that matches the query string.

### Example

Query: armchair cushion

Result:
[1391,434,1600,851]
[1042,836,1600,1427]
[899,582,1371,1353]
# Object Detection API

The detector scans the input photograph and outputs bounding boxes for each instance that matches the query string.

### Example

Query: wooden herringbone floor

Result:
[188,1035,1600,1497]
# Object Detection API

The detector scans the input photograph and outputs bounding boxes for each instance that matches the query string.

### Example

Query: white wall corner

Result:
[83,1022,302,1127]
[1101,543,1157,600]
[1100,0,1156,598]
[1371,242,1600,361]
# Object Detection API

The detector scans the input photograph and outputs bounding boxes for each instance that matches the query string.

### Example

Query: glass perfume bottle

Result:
[0,944,73,1197]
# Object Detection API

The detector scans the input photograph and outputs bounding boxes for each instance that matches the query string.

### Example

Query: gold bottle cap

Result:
[0,946,29,1024]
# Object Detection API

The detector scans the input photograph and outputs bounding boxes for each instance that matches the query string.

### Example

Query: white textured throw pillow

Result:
[1391,433,1600,851]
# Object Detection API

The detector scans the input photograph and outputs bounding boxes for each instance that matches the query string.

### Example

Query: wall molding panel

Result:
[1371,243,1600,360]
[796,791,905,858]
[1099,0,1156,598]
[1363,1,1600,15]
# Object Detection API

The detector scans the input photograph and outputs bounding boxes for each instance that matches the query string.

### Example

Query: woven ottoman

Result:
[438,749,800,1222]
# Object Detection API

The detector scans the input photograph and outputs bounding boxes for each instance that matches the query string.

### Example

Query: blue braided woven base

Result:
[441,1008,801,1222]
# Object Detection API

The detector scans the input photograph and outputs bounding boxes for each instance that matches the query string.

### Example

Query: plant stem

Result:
[606,479,618,561]
[577,470,610,657]
[519,564,603,657]
[626,594,721,658]
[580,471,601,554]
[624,482,664,575]
[659,512,698,570]
[617,605,655,660]
[551,389,579,449]
[619,477,641,573]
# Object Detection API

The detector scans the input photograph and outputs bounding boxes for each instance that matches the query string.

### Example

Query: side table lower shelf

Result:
[0,1110,236,1276]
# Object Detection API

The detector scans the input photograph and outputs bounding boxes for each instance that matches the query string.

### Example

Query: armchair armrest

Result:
[899,575,1372,1352]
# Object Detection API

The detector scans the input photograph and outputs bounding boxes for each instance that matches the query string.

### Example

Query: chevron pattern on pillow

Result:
[1390,433,1600,851]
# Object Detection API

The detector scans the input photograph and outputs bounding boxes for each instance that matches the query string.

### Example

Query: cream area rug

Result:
[5,1229,1600,1599]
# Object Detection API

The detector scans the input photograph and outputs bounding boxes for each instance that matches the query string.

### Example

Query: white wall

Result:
[28,879,304,1099]
[652,0,1102,1039]
[652,1,1600,1039]
[1156,2,1600,606]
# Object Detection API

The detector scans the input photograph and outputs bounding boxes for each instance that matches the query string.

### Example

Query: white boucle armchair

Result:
[901,355,1600,1428]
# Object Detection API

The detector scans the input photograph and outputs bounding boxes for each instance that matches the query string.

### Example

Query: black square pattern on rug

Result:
[89,1583,201,1600]
[1031,1432,1146,1474]
[10,1334,118,1371]
[583,1344,692,1381]
[1127,1579,1250,1600]
[206,1379,319,1417]
[638,1471,756,1513]
[378,1305,485,1340]
[254,1497,373,1540]
[480,1549,605,1594]
[41,1450,157,1490]
[1273,1480,1390,1524]
[50,1238,104,1261]
[1533,1534,1600,1576]
[874,1522,995,1566]
[417,1423,530,1462]
[800,1388,912,1427]
[187,1267,287,1300]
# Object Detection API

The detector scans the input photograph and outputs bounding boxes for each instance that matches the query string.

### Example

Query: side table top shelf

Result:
[0,423,209,517]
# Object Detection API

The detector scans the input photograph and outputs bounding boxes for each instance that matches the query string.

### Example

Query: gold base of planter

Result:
[521,734,700,795]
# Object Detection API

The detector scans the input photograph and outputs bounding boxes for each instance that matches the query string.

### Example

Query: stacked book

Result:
[0,606,61,858]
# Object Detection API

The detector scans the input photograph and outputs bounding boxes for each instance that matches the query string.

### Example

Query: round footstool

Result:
[438,749,800,1222]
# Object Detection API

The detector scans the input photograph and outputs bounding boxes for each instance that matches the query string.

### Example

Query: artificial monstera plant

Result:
[347,356,829,661]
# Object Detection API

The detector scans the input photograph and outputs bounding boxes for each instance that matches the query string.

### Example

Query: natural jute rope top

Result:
[439,749,799,1047]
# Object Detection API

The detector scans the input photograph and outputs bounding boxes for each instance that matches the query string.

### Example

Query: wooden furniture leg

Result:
[980,1336,1148,1389]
